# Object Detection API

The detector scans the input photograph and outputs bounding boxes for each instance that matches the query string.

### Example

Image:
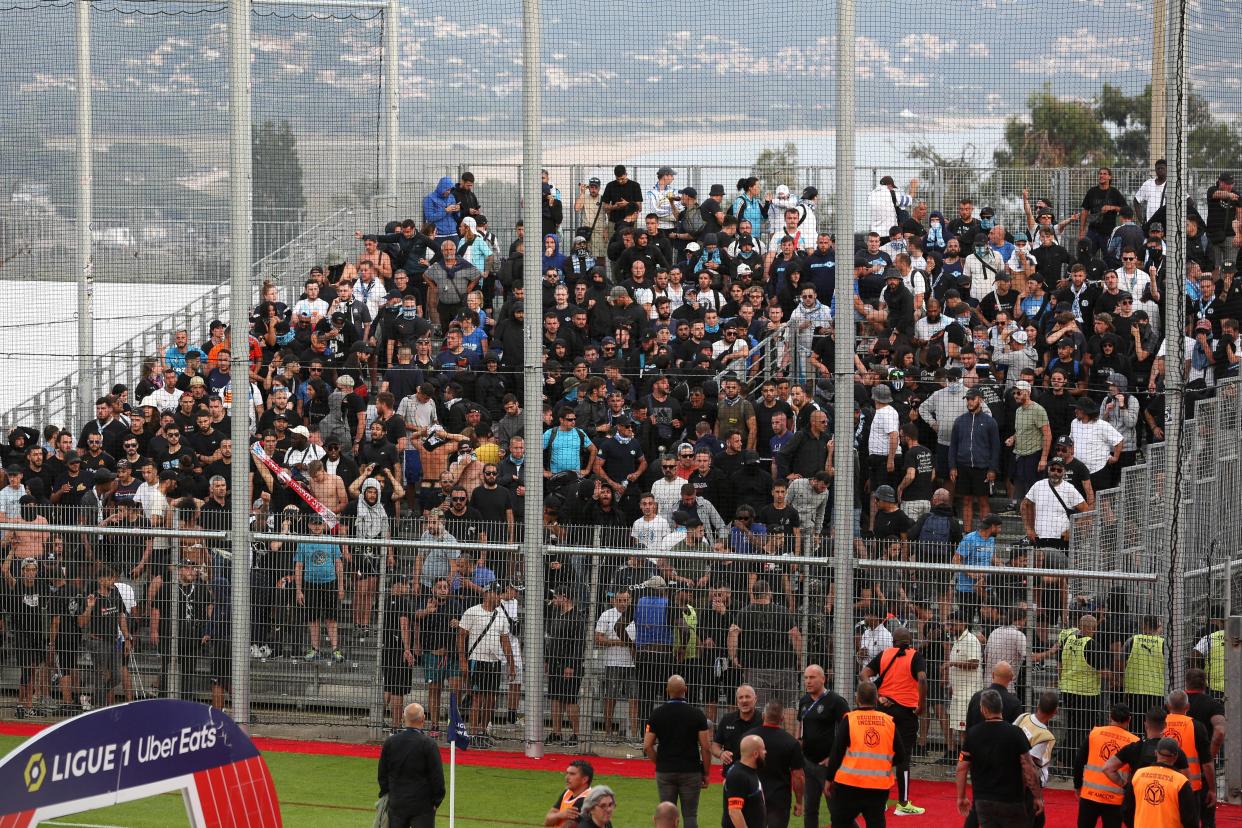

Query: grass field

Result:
[0,735,724,828]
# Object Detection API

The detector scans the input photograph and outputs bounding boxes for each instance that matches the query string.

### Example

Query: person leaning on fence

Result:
[456,581,514,746]
[859,625,927,817]
[1048,614,1107,767]
[377,702,444,828]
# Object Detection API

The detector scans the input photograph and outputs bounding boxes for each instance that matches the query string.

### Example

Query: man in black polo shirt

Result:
[713,683,760,782]
[644,674,712,828]
[796,663,850,828]
[752,700,805,828]
[721,734,767,828]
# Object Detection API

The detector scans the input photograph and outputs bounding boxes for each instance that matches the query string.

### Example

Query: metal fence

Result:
[1,476,1228,773]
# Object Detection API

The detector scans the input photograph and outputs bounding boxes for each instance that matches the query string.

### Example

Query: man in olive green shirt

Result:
[1006,380,1051,507]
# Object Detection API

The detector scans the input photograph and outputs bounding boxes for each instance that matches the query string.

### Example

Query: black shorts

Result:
[954,465,991,496]
[468,659,502,695]
[382,648,413,696]
[868,454,895,490]
[15,635,45,674]
[303,582,339,621]
[547,665,583,703]
[355,550,383,579]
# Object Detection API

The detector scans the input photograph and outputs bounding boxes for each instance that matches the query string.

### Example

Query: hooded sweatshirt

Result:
[355,478,391,541]
[541,234,566,273]
[423,176,458,236]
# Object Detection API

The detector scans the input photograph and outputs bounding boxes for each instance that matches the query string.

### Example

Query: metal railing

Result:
[0,206,357,434]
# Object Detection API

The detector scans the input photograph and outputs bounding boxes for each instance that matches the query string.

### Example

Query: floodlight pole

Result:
[830,0,857,701]
[1150,0,1167,165]
[1161,0,1188,693]
[519,0,546,759]
[76,0,94,431]
[228,0,254,731]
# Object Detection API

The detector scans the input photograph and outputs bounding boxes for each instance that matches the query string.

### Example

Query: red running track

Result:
[3,722,1239,826]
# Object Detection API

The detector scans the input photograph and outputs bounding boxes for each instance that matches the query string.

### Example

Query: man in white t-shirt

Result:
[594,590,639,740]
[457,584,514,741]
[1021,457,1087,549]
[631,494,672,551]
[1133,159,1166,223]
[867,385,902,521]
[1068,399,1123,493]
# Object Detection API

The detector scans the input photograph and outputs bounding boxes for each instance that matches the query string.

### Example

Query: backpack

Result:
[543,427,590,470]
[918,511,953,562]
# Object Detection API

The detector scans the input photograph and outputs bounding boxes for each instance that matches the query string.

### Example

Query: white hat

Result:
[776,184,791,197]
[461,216,478,232]
[1012,330,1029,344]
[290,425,310,438]
[685,242,701,253]
[736,264,753,275]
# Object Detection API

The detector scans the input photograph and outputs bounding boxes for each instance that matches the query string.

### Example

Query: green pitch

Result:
[0,735,726,827]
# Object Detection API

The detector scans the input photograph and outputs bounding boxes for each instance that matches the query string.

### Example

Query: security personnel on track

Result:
[1163,690,1217,828]
[1120,616,1166,734]
[1124,738,1200,828]
[1074,704,1139,828]
[860,626,927,817]
[826,681,907,828]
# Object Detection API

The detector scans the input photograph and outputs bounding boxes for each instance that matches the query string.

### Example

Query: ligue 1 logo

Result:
[24,753,47,793]
[1143,781,1166,807]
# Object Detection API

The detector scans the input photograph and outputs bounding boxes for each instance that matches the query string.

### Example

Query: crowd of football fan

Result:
[0,166,1234,802]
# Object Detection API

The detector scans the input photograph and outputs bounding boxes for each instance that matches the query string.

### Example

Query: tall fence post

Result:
[227,0,254,733]
[830,0,858,700]
[76,0,94,433]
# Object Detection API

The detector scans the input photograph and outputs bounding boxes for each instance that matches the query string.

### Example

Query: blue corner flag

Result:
[448,691,471,751]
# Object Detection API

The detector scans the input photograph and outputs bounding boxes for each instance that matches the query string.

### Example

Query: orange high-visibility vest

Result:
[1079,724,1138,805]
[1162,714,1203,791]
[833,709,896,790]
[1130,764,1190,828]
[876,646,920,708]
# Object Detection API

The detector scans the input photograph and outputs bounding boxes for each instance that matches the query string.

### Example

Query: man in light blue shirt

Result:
[951,513,1002,622]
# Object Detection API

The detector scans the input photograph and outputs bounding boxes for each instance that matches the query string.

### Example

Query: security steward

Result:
[378,702,445,828]
[1120,616,1166,734]
[826,681,907,828]
[1164,690,1217,828]
[797,663,851,828]
[1103,708,1190,802]
[860,626,927,817]
[1054,614,1106,766]
[1074,704,1139,828]
[1123,738,1200,828]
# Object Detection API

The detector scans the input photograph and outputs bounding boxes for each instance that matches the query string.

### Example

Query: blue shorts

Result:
[422,652,459,685]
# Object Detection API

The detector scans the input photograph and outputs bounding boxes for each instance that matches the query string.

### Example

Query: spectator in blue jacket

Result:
[423,176,460,241]
[948,386,1001,532]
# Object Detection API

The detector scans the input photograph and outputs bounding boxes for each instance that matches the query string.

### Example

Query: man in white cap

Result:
[645,166,682,231]
[283,424,325,469]
[1006,378,1050,507]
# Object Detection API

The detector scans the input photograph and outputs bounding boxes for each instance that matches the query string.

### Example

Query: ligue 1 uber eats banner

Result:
[0,699,281,827]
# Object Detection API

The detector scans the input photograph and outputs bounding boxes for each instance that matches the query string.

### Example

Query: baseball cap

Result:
[980,206,995,218]
[1195,319,1214,333]
[873,485,897,503]
[1014,232,1028,242]
[4,464,22,475]
[63,451,81,464]
[158,469,179,482]
[290,425,311,438]
[1047,456,1066,469]
[736,264,753,276]
[588,176,601,186]
[1012,330,1029,344]
[189,376,206,387]
[680,186,698,199]
[1055,435,1074,448]
[1149,222,1165,233]
[963,387,983,400]
[1014,379,1032,392]
[94,468,116,482]
[740,450,760,465]
[1218,172,1235,185]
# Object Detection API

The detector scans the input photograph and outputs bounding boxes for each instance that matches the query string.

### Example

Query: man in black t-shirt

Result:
[753,701,805,828]
[728,581,801,720]
[412,577,464,733]
[896,424,936,520]
[701,184,727,236]
[469,466,516,556]
[78,567,131,709]
[4,555,51,717]
[957,689,1043,825]
[797,664,850,828]
[600,165,643,227]
[1078,168,1127,252]
[721,734,767,828]
[644,674,711,828]
[150,558,214,701]
[380,576,415,731]
[712,683,760,782]
[757,482,801,557]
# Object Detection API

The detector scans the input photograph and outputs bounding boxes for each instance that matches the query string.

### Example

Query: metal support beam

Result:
[519,0,546,760]
[830,0,857,701]
[1226,615,1241,804]
[228,0,254,732]
[76,0,94,432]
[1161,0,1188,694]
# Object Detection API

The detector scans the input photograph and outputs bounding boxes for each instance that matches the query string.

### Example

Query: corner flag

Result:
[448,691,470,751]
